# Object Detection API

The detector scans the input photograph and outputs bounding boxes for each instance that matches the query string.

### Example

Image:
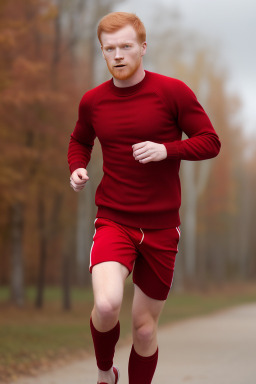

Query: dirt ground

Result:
[11,303,256,384]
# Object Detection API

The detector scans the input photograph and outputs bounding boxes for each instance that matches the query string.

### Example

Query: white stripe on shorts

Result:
[139,228,144,245]
[89,218,98,270]
[176,226,181,252]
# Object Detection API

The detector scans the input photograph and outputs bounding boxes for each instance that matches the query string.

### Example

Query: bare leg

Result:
[91,261,129,383]
[132,284,165,356]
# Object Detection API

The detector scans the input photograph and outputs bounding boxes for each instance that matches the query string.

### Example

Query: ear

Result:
[141,41,147,57]
[101,46,106,60]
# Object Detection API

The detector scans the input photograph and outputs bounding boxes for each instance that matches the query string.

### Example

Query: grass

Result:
[0,281,256,383]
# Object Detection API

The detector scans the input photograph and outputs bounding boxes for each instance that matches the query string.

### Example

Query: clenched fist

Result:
[132,141,167,164]
[70,168,89,192]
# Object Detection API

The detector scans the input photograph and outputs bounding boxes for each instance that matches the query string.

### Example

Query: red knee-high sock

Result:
[128,345,158,384]
[90,317,120,371]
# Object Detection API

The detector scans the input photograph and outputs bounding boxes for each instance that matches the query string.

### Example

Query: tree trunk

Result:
[62,228,74,310]
[76,179,94,286]
[238,170,252,277]
[182,159,212,284]
[35,192,47,308]
[182,161,197,281]
[62,247,71,311]
[10,201,25,306]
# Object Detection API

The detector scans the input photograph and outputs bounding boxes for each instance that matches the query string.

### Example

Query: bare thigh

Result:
[132,284,165,322]
[91,261,129,331]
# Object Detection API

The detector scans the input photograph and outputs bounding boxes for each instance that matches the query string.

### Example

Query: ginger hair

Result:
[97,12,146,44]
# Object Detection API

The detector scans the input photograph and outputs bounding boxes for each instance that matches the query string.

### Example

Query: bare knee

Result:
[133,318,156,346]
[94,296,121,324]
[91,262,127,330]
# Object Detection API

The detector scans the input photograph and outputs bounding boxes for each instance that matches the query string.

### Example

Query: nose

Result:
[115,47,124,60]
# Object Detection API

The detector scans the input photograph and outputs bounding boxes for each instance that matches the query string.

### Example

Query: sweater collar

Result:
[109,70,149,96]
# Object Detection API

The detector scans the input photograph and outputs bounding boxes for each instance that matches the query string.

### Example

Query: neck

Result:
[113,65,145,88]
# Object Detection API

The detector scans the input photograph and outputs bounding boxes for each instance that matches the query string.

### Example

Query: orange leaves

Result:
[12,56,46,81]
[0,28,16,50]
[0,0,77,204]
[39,3,59,21]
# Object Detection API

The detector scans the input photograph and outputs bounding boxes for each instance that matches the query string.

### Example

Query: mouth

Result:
[114,64,126,68]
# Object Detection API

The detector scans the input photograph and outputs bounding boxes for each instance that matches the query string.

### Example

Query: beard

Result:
[107,58,141,81]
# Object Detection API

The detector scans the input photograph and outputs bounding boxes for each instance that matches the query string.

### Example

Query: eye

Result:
[105,47,113,52]
[123,44,131,49]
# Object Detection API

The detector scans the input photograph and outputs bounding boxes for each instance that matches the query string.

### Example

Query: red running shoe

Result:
[98,366,120,384]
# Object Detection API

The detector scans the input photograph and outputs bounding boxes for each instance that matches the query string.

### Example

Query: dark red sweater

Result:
[68,71,221,228]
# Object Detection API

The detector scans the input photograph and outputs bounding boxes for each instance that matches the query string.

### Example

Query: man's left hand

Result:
[132,141,167,164]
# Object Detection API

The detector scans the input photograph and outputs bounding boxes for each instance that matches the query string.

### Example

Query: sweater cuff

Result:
[163,141,181,159]
[69,161,87,174]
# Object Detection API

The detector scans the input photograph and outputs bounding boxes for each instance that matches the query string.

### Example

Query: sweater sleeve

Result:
[67,94,96,174]
[163,80,221,160]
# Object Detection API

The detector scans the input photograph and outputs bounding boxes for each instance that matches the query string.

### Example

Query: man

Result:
[68,12,221,384]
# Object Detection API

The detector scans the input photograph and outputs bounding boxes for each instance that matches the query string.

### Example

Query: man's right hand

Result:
[70,168,89,192]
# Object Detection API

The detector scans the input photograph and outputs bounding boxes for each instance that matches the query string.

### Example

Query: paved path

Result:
[12,303,256,384]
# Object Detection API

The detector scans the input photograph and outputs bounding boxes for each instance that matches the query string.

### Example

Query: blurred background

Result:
[0,0,256,380]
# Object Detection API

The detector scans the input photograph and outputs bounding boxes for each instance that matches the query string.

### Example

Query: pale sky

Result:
[113,0,256,136]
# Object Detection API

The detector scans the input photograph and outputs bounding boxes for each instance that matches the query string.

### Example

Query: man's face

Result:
[101,25,147,81]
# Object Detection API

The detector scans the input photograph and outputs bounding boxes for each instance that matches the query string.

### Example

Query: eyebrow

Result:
[103,41,134,48]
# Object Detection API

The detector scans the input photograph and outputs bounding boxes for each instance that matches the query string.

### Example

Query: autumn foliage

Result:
[0,0,80,288]
[0,0,256,300]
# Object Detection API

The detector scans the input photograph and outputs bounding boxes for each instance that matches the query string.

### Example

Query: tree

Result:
[0,0,80,305]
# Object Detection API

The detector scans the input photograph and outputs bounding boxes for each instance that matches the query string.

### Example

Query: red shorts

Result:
[89,218,180,301]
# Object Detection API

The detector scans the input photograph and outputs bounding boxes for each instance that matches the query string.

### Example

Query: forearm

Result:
[68,92,96,174]
[164,131,221,161]
[67,135,93,174]
[163,79,221,161]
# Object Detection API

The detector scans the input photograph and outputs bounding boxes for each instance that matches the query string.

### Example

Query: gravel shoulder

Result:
[11,303,256,384]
